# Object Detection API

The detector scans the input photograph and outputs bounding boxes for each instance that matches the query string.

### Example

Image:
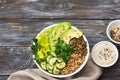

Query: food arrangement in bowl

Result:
[31,22,89,78]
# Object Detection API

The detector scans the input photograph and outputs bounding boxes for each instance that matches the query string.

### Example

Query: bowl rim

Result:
[106,20,120,44]
[33,23,90,78]
[91,41,119,67]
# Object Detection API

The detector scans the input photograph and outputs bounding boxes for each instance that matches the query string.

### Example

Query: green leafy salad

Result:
[31,22,83,75]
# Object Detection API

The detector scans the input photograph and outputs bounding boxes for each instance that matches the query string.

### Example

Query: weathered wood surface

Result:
[0,46,33,75]
[0,20,109,46]
[0,0,120,19]
[0,20,119,80]
[0,0,120,80]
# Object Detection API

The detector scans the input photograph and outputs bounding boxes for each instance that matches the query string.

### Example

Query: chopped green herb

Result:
[55,38,74,63]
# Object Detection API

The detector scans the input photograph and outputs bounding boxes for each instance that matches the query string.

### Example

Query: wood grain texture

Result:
[0,20,119,80]
[0,20,108,47]
[0,0,120,19]
[0,76,8,80]
[0,0,120,79]
[0,46,33,75]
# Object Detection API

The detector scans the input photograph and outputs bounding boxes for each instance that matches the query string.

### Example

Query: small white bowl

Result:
[91,41,119,67]
[106,20,120,44]
[33,23,90,78]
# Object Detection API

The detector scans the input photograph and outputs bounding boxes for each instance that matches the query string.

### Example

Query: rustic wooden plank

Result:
[0,0,120,19]
[0,76,8,80]
[99,77,120,80]
[0,46,33,75]
[0,20,109,46]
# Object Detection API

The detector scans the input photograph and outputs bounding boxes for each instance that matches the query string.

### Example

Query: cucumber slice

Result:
[48,69,52,74]
[53,66,60,75]
[50,52,57,57]
[56,62,66,69]
[40,61,47,70]
[57,57,63,62]
[47,55,52,63]
[49,58,57,65]
[46,64,53,70]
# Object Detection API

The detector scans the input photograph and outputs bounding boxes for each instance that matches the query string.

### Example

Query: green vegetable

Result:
[32,29,51,60]
[46,64,54,70]
[49,58,57,65]
[48,69,52,73]
[57,57,63,62]
[55,38,74,62]
[60,29,83,44]
[56,62,66,69]
[53,66,60,75]
[37,32,50,59]
[47,55,53,63]
[41,61,47,70]
[31,39,41,61]
[50,52,57,57]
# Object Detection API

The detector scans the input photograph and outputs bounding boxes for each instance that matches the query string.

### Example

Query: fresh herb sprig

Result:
[31,39,41,61]
[55,38,74,63]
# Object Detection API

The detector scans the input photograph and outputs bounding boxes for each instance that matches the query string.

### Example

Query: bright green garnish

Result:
[31,39,41,61]
[55,38,74,62]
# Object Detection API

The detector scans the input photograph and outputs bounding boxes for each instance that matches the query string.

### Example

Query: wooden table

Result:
[0,0,120,80]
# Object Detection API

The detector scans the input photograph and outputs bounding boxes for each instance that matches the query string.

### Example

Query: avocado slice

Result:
[49,22,72,51]
[36,27,52,39]
[52,22,72,40]
[60,29,83,44]
[49,34,55,51]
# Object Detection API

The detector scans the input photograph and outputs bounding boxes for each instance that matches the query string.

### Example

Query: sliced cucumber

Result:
[46,55,52,63]
[50,52,57,57]
[46,64,53,70]
[56,62,66,69]
[48,69,52,73]
[53,66,60,75]
[49,58,57,65]
[57,57,63,62]
[40,61,47,70]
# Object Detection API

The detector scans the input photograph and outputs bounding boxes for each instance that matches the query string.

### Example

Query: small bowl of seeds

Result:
[91,41,119,67]
[106,20,120,44]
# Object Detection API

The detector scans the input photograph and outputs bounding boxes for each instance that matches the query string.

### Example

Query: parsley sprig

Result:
[55,38,74,63]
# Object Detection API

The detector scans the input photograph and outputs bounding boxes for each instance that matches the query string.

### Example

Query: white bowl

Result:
[106,20,120,44]
[91,41,119,67]
[33,23,90,78]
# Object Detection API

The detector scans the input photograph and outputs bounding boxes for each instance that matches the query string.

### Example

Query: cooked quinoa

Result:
[61,36,87,75]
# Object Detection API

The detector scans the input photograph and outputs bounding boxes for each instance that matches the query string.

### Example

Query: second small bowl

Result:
[106,20,120,44]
